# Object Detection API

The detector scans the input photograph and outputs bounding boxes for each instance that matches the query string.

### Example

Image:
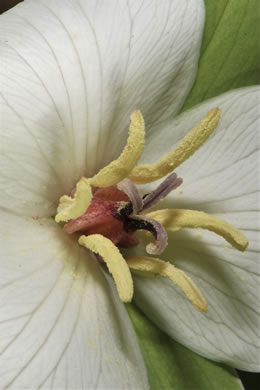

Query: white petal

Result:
[0,0,204,217]
[130,87,260,371]
[0,211,148,389]
[140,86,259,212]
[132,227,260,371]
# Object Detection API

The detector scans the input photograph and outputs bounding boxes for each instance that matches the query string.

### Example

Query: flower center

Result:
[64,184,139,248]
[54,109,248,311]
[63,172,182,255]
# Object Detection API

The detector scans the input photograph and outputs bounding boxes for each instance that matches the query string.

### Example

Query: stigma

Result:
[64,184,139,248]
[64,171,182,255]
[55,109,248,311]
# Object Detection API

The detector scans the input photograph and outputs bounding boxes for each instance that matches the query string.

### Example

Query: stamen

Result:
[147,209,248,251]
[55,177,92,223]
[129,108,221,184]
[127,256,208,312]
[125,215,168,255]
[142,172,183,211]
[78,234,133,302]
[117,178,143,213]
[90,111,145,187]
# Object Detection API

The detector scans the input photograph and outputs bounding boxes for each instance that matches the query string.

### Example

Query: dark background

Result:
[0,1,259,389]
[0,0,22,12]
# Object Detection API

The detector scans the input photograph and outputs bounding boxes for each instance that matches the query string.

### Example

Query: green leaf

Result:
[183,0,260,110]
[127,303,243,390]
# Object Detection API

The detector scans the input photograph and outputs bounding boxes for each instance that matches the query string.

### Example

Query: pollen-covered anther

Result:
[55,177,92,223]
[90,110,145,188]
[129,108,221,184]
[78,234,134,303]
[54,108,248,311]
[147,209,248,251]
[127,256,208,312]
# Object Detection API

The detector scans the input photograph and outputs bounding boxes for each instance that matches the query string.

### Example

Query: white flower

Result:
[0,0,259,388]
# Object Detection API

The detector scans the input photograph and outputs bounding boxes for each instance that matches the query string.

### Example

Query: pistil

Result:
[55,109,248,309]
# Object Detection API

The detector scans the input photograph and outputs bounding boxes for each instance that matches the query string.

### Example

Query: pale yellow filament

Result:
[79,234,133,303]
[127,256,207,312]
[55,177,92,223]
[129,108,221,184]
[90,111,145,187]
[147,209,248,251]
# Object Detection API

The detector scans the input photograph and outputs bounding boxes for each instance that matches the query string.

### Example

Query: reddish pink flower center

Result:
[64,185,139,248]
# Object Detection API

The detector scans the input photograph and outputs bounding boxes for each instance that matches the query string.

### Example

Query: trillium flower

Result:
[0,0,259,388]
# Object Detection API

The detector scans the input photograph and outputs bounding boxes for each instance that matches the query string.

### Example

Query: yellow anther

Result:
[129,108,221,184]
[90,111,145,187]
[78,234,133,303]
[55,177,92,223]
[147,209,248,251]
[127,256,207,312]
